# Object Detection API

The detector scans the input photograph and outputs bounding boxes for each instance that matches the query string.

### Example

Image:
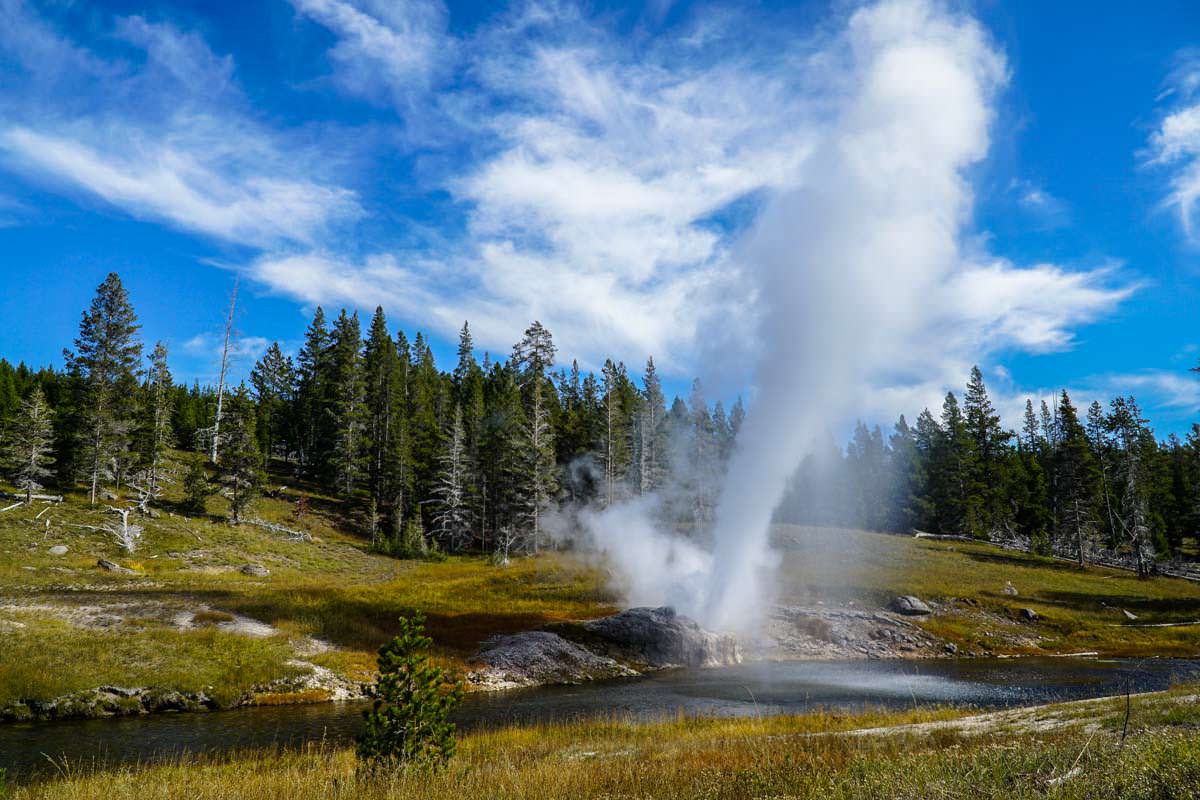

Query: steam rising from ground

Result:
[575,0,1045,632]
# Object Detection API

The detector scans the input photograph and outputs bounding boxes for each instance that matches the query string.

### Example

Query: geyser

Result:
[578,0,1007,633]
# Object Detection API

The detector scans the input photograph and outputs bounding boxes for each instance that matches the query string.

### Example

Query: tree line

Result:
[2,273,1196,573]
[0,273,744,558]
[779,366,1200,575]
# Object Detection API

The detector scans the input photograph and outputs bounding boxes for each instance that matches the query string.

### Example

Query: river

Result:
[3,657,1198,782]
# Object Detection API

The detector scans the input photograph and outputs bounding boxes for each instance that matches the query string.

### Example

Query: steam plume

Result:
[580,0,1007,632]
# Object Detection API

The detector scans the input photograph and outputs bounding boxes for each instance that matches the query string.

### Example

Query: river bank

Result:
[7,679,1199,799]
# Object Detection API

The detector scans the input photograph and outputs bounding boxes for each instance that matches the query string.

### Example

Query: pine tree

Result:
[182,454,212,515]
[219,390,262,525]
[887,415,922,532]
[687,379,718,527]
[8,386,55,502]
[132,341,174,508]
[295,308,332,477]
[1054,391,1097,565]
[357,613,464,772]
[433,404,471,552]
[634,358,668,494]
[600,359,633,506]
[451,322,486,545]
[249,342,295,460]
[328,310,366,499]
[1021,399,1041,454]
[64,273,143,503]
[963,366,1011,536]
[512,322,557,551]
[1105,396,1158,576]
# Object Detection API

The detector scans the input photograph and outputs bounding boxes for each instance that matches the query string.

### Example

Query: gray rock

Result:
[1019,608,1040,622]
[1002,582,1019,596]
[241,564,270,577]
[582,606,741,668]
[887,596,932,616]
[96,558,135,574]
[468,631,636,689]
[48,545,69,556]
[943,642,958,655]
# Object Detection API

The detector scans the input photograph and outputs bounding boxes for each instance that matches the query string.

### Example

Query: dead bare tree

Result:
[209,277,239,464]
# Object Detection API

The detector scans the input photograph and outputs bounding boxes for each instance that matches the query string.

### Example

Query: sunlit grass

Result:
[11,694,1200,799]
[777,525,1200,656]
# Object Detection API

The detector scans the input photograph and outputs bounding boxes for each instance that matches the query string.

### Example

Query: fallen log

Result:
[246,517,312,542]
[0,491,63,503]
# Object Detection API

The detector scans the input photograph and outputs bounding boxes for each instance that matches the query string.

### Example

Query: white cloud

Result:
[1147,52,1200,239]
[2,127,360,247]
[0,0,1140,394]
[290,0,450,108]
[0,7,361,249]
[251,2,819,369]
[1011,178,1070,228]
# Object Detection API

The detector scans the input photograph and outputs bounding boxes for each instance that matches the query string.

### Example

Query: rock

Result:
[1123,609,1138,621]
[48,545,69,556]
[1002,582,1019,596]
[241,564,270,577]
[99,489,118,501]
[1019,608,1040,622]
[943,642,958,655]
[887,596,932,616]
[582,607,741,668]
[468,631,637,690]
[96,558,134,574]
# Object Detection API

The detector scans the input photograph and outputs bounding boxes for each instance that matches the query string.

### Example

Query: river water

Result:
[3,657,1198,781]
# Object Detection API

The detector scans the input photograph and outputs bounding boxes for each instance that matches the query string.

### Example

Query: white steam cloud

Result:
[580,0,1009,632]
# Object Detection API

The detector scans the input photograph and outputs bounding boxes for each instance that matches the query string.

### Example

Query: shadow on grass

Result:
[958,549,1089,574]
[1035,589,1200,618]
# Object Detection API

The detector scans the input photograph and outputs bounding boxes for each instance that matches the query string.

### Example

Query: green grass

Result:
[0,615,302,707]
[11,690,1200,799]
[0,452,617,707]
[3,458,1200,710]
[775,524,1200,656]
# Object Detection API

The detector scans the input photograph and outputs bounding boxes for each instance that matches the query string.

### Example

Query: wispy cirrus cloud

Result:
[0,2,361,249]
[1147,49,1200,239]
[289,0,451,110]
[0,0,1142,390]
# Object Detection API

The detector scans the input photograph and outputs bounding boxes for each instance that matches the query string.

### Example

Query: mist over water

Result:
[577,0,1007,633]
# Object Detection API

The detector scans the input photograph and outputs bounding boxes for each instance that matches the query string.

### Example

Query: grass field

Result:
[0,454,616,708]
[775,524,1200,656]
[8,686,1200,799]
[2,454,1200,710]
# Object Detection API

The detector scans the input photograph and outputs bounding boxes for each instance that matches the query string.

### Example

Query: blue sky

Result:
[1,0,1198,435]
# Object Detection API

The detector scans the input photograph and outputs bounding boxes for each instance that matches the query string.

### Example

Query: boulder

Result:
[582,606,741,668]
[241,564,270,577]
[468,631,636,690]
[96,558,135,574]
[1019,608,1040,622]
[48,545,69,556]
[887,596,932,616]
[1002,582,1019,596]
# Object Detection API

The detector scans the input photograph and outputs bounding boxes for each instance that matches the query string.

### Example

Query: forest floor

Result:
[9,683,1200,799]
[1,453,1200,716]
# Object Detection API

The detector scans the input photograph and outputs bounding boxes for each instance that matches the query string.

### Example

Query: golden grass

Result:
[10,695,1200,800]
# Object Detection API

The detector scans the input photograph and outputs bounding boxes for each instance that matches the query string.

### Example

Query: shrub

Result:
[182,455,212,514]
[357,612,464,773]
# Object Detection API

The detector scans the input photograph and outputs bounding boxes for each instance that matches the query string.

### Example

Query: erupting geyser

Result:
[581,0,1007,634]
